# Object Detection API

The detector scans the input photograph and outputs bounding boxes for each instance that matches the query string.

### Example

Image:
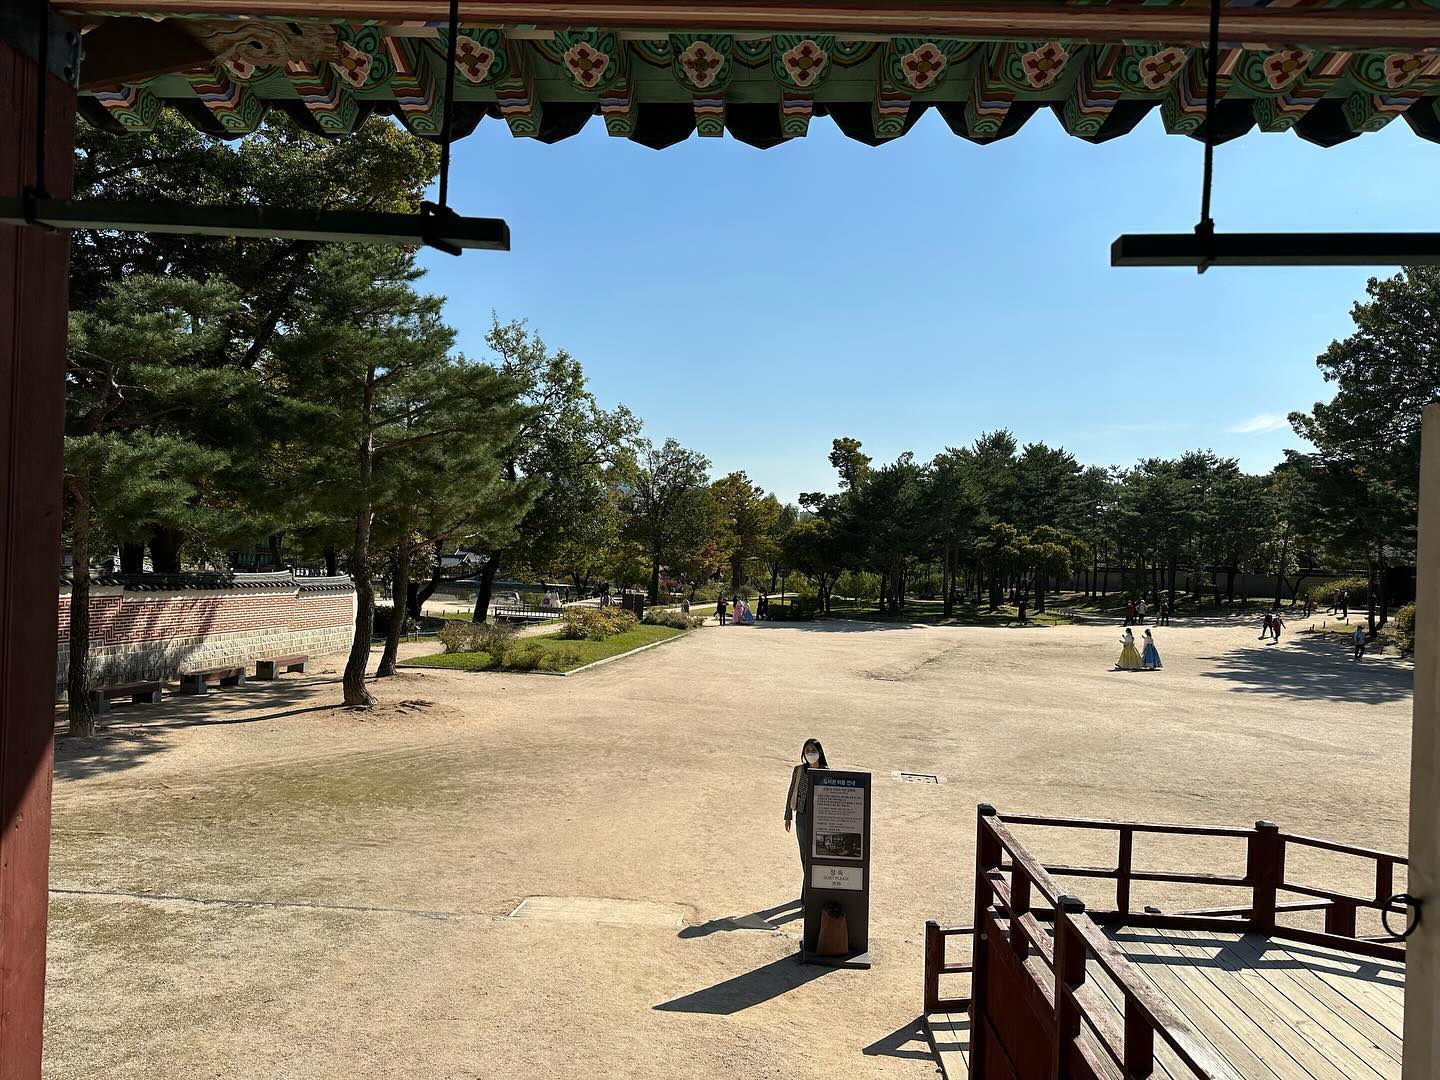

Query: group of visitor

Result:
[1116,627,1162,671]
[716,593,770,626]
[1259,612,1288,642]
[1122,597,1170,626]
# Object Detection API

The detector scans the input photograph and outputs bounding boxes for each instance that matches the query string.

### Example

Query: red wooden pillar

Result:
[1,10,76,1079]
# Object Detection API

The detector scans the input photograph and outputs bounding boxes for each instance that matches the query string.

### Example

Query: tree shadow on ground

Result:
[53,678,341,782]
[678,898,801,938]
[1197,634,1411,705]
[652,954,832,1014]
[862,1015,944,1062]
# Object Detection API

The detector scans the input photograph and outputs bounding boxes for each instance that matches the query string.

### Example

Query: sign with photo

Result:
[811,775,864,861]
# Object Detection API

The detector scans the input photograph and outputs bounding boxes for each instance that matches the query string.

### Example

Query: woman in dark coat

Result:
[784,738,829,872]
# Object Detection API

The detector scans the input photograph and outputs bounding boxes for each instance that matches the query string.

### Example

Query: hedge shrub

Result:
[558,607,638,640]
[642,608,704,630]
[1392,603,1416,656]
[1314,576,1369,607]
[437,619,519,662]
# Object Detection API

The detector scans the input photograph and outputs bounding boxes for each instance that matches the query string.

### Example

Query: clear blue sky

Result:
[417,110,1440,503]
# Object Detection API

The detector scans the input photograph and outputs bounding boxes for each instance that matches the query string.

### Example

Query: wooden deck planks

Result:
[1223,932,1402,1070]
[1163,929,1393,1080]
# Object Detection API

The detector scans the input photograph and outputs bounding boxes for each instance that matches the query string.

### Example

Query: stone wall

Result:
[56,573,355,699]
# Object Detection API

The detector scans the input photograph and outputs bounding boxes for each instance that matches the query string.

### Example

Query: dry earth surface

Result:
[42,614,1412,1079]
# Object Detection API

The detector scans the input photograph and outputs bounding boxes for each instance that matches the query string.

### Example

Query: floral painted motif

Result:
[1384,53,1425,89]
[332,40,372,89]
[1021,42,1069,89]
[1262,49,1311,90]
[678,40,726,89]
[780,39,828,88]
[899,42,947,91]
[454,36,497,84]
[1137,46,1186,91]
[564,42,611,89]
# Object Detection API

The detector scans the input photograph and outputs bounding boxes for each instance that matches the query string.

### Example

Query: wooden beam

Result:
[53,3,1440,50]
[1111,231,1440,268]
[76,16,211,91]
[1404,401,1440,1080]
[0,34,71,1080]
[0,197,512,250]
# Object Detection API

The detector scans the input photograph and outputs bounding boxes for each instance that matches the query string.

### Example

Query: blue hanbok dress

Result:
[1141,634,1162,670]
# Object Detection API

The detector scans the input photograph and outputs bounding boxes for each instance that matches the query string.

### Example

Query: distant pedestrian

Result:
[716,595,728,626]
[1141,629,1163,670]
[1259,612,1273,640]
[1124,599,1135,626]
[1159,601,1171,626]
[757,593,769,620]
[1137,599,1148,624]
[1302,593,1312,617]
[1353,625,1366,661]
[1341,590,1350,621]
[1271,614,1286,641]
[681,596,690,614]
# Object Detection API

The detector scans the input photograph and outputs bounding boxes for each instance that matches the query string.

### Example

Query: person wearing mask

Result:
[784,738,829,876]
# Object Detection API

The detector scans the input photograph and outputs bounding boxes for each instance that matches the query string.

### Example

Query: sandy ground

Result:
[42,614,1412,1079]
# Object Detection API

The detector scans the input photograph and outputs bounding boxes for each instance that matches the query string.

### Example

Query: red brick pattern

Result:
[57,591,352,645]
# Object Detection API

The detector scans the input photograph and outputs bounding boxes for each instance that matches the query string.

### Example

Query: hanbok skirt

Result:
[1117,643,1143,670]
[1142,642,1162,669]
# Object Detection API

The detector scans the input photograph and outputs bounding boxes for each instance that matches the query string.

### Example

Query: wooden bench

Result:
[255,654,309,680]
[87,680,162,714]
[179,665,246,695]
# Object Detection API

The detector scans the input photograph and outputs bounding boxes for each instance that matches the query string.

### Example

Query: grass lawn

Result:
[826,600,1072,628]
[402,624,687,673]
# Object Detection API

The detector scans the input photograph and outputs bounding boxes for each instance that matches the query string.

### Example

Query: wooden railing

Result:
[491,603,564,621]
[923,806,1408,1079]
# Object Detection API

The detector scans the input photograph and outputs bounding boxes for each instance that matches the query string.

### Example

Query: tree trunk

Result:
[148,526,183,573]
[1037,573,1047,613]
[1367,555,1378,636]
[378,540,410,678]
[342,426,376,708]
[324,545,338,576]
[1225,566,1237,603]
[67,476,97,736]
[119,541,144,574]
[472,553,501,622]
[942,541,955,617]
[649,551,661,604]
[408,539,445,621]
[1378,548,1389,629]
[268,532,283,569]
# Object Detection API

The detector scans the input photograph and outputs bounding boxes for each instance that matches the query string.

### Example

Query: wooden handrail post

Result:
[1052,895,1088,1080]
[1124,996,1156,1079]
[971,804,1000,1079]
[1117,827,1134,915]
[1325,900,1359,938]
[1376,857,1394,907]
[925,920,942,1013]
[1247,821,1283,932]
[1011,866,1033,959]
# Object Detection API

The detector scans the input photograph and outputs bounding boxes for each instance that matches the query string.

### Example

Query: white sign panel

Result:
[811,864,863,892]
[811,781,865,861]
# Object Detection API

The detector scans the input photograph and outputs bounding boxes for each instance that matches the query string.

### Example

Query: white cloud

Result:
[1228,413,1290,435]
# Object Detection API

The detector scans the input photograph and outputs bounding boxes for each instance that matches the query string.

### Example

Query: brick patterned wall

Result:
[56,586,356,698]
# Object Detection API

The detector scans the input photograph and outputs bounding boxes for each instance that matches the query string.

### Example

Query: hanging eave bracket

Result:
[0,197,510,251]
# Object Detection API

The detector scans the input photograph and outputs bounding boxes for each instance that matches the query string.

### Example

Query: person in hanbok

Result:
[1116,627,1143,671]
[1141,629,1162,670]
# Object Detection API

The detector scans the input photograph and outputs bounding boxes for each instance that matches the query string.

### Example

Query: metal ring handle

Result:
[1382,893,1421,939]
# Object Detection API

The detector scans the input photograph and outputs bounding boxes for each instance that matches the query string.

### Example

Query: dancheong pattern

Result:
[76,17,1440,151]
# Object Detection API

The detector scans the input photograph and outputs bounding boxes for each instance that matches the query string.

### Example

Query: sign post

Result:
[802,769,871,968]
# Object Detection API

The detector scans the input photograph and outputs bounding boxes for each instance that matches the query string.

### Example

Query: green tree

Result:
[623,439,714,602]
[468,319,639,621]
[64,276,249,734]
[711,471,782,590]
[781,518,847,613]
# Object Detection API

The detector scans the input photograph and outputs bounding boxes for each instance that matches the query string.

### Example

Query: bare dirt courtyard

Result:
[42,615,1412,1079]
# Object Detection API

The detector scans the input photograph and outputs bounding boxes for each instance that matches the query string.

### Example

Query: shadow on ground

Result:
[53,676,340,782]
[1198,634,1411,705]
[862,1015,941,1062]
[652,954,832,1014]
[679,898,802,939]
